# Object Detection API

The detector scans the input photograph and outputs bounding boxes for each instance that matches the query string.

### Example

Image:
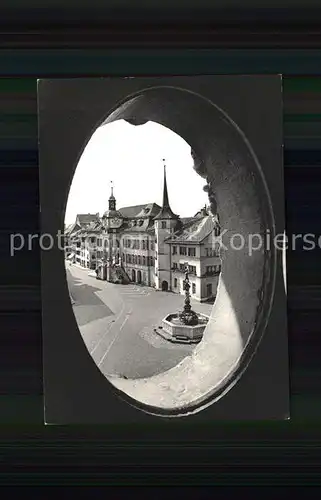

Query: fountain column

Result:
[179,266,199,326]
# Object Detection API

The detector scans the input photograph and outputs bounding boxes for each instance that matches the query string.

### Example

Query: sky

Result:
[64,120,209,225]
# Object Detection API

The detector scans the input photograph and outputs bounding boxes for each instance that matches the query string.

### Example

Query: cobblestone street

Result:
[67,262,212,379]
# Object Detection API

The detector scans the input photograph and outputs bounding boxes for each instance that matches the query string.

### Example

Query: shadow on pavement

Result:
[66,268,114,327]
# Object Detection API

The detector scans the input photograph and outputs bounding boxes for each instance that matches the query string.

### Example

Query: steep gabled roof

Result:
[180,217,195,226]
[165,215,219,244]
[135,203,162,219]
[76,213,100,225]
[118,204,147,219]
[64,222,80,236]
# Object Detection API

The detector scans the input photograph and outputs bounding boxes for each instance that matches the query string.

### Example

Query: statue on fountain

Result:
[179,266,199,326]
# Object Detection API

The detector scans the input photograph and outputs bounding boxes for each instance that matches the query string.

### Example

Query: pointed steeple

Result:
[162,161,170,208]
[108,181,116,210]
[154,159,179,220]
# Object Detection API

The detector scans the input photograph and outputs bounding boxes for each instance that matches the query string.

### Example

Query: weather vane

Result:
[110,180,113,196]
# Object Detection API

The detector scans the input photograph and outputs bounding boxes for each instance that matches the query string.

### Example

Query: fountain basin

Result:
[159,313,210,344]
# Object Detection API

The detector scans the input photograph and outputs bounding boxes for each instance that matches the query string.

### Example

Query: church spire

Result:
[154,159,178,220]
[162,160,170,208]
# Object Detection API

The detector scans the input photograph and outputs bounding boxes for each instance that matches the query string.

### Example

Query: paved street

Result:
[66,262,213,380]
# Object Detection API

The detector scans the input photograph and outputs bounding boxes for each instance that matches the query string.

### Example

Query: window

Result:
[174,278,178,288]
[172,246,177,255]
[179,246,187,256]
[90,237,95,243]
[205,246,220,257]
[161,221,167,229]
[188,247,196,257]
[192,283,196,294]
[142,240,146,250]
[138,255,141,265]
[150,256,154,266]
[172,262,178,270]
[136,240,140,250]
[150,241,153,250]
[206,265,221,275]
[214,244,220,256]
[188,265,197,275]
[143,256,146,265]
[179,263,185,272]
[205,247,214,257]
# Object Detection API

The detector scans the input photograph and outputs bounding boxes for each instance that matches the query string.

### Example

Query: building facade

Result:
[66,168,221,302]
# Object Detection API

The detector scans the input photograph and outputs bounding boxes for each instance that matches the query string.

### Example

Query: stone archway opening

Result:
[161,280,169,292]
[98,86,277,417]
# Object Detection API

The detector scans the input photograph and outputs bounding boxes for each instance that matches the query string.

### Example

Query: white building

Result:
[66,167,221,302]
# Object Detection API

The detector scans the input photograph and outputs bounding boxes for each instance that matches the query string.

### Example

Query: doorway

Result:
[162,280,169,291]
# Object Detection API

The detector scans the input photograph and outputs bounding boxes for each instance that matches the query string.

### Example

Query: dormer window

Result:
[139,220,144,226]
[161,221,167,229]
[144,208,150,214]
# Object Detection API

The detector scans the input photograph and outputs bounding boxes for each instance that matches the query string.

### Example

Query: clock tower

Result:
[102,182,123,231]
[102,182,123,281]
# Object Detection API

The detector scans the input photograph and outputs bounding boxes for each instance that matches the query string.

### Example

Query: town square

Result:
[67,261,213,379]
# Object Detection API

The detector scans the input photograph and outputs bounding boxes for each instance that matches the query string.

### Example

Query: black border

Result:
[1,7,321,486]
[38,75,289,424]
[2,20,321,49]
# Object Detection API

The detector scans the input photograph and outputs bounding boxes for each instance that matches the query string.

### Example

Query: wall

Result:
[102,84,277,414]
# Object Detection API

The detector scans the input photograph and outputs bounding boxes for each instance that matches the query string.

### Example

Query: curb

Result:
[153,328,202,345]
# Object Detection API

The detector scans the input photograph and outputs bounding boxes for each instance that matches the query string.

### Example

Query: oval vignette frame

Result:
[65,84,278,419]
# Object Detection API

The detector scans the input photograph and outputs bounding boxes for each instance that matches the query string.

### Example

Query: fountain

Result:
[157,266,210,344]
